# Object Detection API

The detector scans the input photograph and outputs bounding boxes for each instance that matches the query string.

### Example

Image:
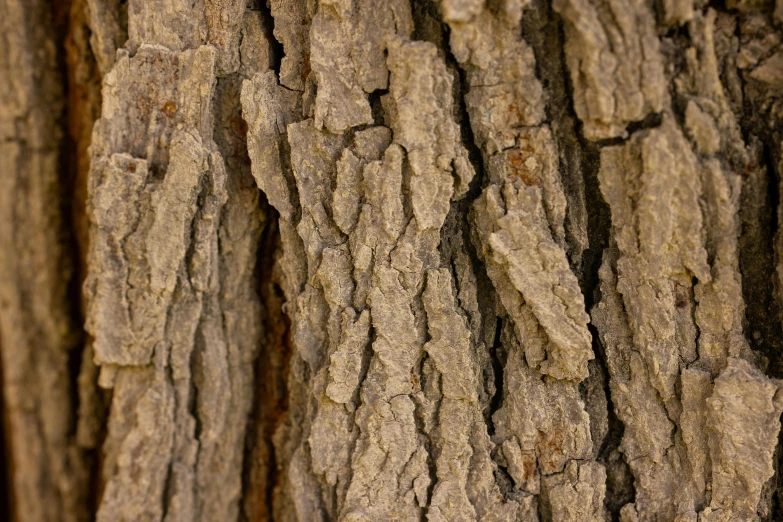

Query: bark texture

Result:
[3,0,783,521]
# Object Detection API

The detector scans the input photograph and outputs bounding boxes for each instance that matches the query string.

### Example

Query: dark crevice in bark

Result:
[414,353,439,519]
[580,140,634,520]
[706,0,728,12]
[771,416,783,521]
[242,202,291,522]
[436,0,510,446]
[740,139,783,376]
[53,0,84,442]
[207,65,283,521]
[577,142,610,317]
[734,4,783,378]
[161,365,177,520]
[56,0,105,519]
[369,90,388,128]
[726,10,783,519]
[254,0,283,76]
[746,136,783,521]
[411,0,447,49]
[591,112,665,148]
[544,5,633,514]
[491,458,516,500]
[486,317,505,437]
[522,0,590,267]
[735,7,783,377]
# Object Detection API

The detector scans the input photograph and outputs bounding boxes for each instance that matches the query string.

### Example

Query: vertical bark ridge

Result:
[561,1,783,520]
[81,2,272,521]
[0,0,95,520]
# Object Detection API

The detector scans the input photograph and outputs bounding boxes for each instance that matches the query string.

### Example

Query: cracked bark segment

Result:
[91,45,218,173]
[442,0,587,265]
[310,0,412,132]
[84,4,266,518]
[592,247,684,521]
[241,70,301,220]
[594,120,717,519]
[348,141,405,309]
[677,10,748,168]
[147,132,211,297]
[385,37,476,229]
[599,118,710,399]
[86,0,128,74]
[701,358,783,521]
[553,0,667,140]
[541,460,607,522]
[492,325,593,477]
[90,46,178,167]
[422,269,479,402]
[326,310,371,403]
[485,126,568,247]
[238,9,275,78]
[269,0,313,91]
[593,78,767,519]
[693,159,749,372]
[423,268,521,522]
[85,153,152,365]
[320,86,470,518]
[674,11,751,371]
[660,0,694,27]
[443,0,546,154]
[86,46,219,367]
[126,0,207,54]
[442,0,577,253]
[251,118,399,521]
[333,126,393,235]
[342,259,432,519]
[204,0,246,74]
[288,119,349,272]
[422,271,477,519]
[89,121,259,521]
[473,182,592,381]
[96,347,175,522]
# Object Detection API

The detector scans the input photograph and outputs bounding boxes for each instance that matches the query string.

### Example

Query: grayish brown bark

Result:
[3,1,783,521]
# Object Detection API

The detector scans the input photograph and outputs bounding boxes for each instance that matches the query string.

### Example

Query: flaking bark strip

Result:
[585,6,783,521]
[83,3,268,521]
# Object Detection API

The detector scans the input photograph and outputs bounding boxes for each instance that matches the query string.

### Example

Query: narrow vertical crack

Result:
[738,138,783,377]
[528,0,634,515]
[55,0,106,519]
[252,0,283,76]
[242,204,292,522]
[732,10,783,515]
[579,139,634,520]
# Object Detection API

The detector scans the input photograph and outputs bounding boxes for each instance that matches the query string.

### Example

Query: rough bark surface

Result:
[3,1,783,522]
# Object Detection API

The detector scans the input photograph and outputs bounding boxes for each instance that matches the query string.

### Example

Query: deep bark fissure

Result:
[243,201,289,522]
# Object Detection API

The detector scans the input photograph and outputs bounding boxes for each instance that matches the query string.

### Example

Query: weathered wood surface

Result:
[3,1,783,521]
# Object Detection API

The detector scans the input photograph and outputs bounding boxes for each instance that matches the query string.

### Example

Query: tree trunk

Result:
[2,0,783,521]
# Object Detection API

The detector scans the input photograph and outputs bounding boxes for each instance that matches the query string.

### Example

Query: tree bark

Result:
[2,0,783,521]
